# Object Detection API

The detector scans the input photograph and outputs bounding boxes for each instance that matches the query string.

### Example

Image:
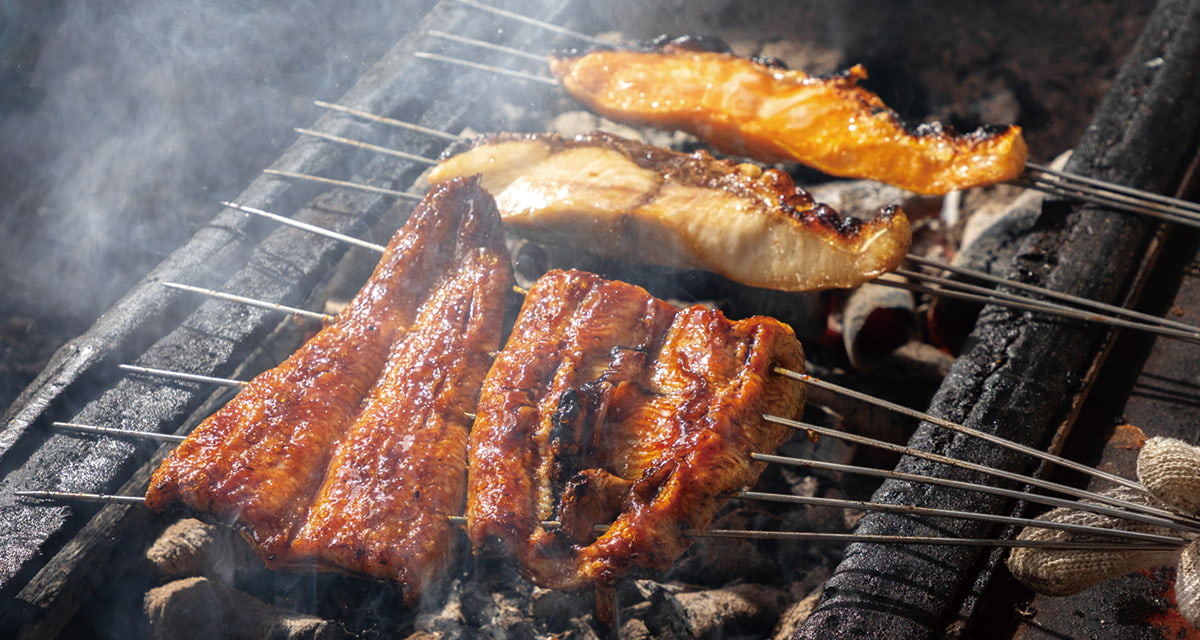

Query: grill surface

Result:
[1,0,1196,638]
[798,1,1200,637]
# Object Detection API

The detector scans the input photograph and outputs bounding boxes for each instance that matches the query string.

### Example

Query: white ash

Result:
[145,576,344,640]
[806,180,940,222]
[772,582,827,640]
[632,579,792,638]
[547,110,697,151]
[145,518,261,583]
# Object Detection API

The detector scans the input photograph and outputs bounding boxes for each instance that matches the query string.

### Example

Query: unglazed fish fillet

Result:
[548,39,1027,195]
[467,269,806,589]
[428,131,910,291]
[146,176,513,604]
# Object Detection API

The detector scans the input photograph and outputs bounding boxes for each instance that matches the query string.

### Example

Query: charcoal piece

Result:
[144,518,259,581]
[637,580,791,637]
[840,282,916,371]
[144,576,343,640]
[772,583,825,640]
[529,587,594,629]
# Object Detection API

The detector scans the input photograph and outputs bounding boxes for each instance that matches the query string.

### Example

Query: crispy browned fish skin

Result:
[288,187,512,604]
[146,177,511,602]
[429,131,910,292]
[549,45,1027,195]
[467,269,806,589]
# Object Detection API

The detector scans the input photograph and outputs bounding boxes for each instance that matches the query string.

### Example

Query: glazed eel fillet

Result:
[146,176,513,604]
[467,269,806,589]
[429,131,910,291]
[548,38,1028,195]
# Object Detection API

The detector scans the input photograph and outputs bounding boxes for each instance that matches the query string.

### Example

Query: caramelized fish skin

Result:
[430,131,910,292]
[549,45,1027,195]
[288,191,512,604]
[468,269,806,589]
[467,270,677,568]
[146,177,512,603]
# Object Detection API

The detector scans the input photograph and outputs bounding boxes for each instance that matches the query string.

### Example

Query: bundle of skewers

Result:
[16,0,1200,636]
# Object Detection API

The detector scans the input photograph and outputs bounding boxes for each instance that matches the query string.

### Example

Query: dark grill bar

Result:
[1,0,1198,638]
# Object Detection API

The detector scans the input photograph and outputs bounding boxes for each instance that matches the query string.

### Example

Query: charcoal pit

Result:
[3,1,1197,638]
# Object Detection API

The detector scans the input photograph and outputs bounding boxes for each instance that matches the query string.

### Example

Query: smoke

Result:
[0,0,433,402]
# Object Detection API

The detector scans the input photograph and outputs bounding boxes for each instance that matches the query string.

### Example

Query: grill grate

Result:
[1,0,1196,638]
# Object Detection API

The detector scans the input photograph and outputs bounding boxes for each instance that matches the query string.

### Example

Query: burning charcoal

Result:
[672,583,791,637]
[560,617,606,640]
[800,353,948,445]
[144,576,344,640]
[666,509,781,585]
[530,586,595,628]
[924,154,1073,353]
[772,583,826,640]
[634,580,791,637]
[807,180,942,223]
[840,283,917,372]
[144,518,260,582]
[409,578,467,639]
[547,110,651,144]
[617,617,655,640]
[718,286,826,342]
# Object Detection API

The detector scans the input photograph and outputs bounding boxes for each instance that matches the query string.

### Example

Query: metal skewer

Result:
[108,350,1191,533]
[14,490,1179,551]
[759,420,1200,533]
[444,0,605,46]
[162,282,331,321]
[153,213,1200,527]
[412,31,1200,229]
[15,491,147,506]
[752,452,1195,536]
[263,169,423,201]
[314,100,464,142]
[1016,163,1200,229]
[904,254,1200,336]
[53,421,186,443]
[413,52,558,86]
[877,270,1200,344]
[294,128,438,165]
[772,368,1149,495]
[428,29,549,64]
[221,201,385,253]
[118,364,245,388]
[735,490,1186,544]
[255,147,1200,342]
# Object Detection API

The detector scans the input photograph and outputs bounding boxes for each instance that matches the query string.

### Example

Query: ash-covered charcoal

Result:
[806,180,942,222]
[145,576,344,640]
[799,351,949,446]
[546,110,694,152]
[408,578,468,639]
[772,582,827,640]
[411,566,581,640]
[667,515,783,586]
[145,518,261,582]
[529,587,598,629]
[630,580,791,638]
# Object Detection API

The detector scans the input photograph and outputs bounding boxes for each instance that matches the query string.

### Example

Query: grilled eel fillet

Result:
[467,269,806,589]
[548,38,1028,195]
[428,131,910,292]
[146,176,513,604]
